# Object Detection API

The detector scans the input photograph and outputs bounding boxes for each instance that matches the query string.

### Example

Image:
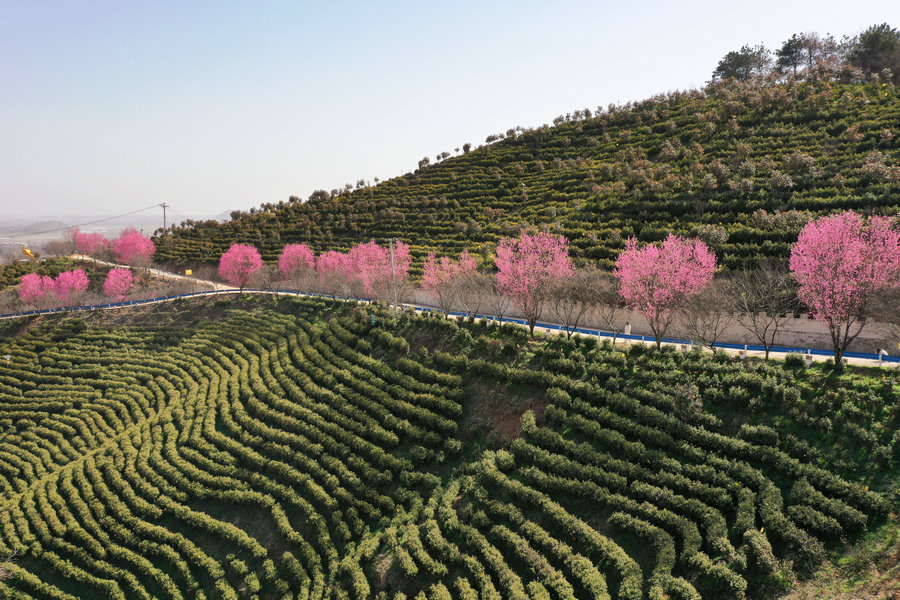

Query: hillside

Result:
[155,79,900,272]
[0,297,896,599]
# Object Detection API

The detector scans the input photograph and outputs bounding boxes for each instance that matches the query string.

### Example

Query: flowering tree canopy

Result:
[278,244,316,291]
[423,250,478,317]
[347,240,411,302]
[112,228,155,266]
[790,211,900,366]
[53,269,90,305]
[316,250,352,297]
[614,234,716,348]
[18,273,55,306]
[103,268,133,301]
[496,232,573,335]
[218,244,263,291]
[73,229,109,256]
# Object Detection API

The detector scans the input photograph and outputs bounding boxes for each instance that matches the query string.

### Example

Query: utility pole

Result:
[159,203,169,231]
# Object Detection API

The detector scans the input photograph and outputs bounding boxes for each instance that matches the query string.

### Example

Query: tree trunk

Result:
[833,349,845,371]
[649,317,663,349]
[649,322,663,349]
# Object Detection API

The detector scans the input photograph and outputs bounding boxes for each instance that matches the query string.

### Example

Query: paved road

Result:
[4,256,898,370]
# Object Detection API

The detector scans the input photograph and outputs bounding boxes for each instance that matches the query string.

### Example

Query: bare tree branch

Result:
[677,278,735,350]
[548,268,599,338]
[594,272,625,343]
[456,272,493,319]
[728,263,800,359]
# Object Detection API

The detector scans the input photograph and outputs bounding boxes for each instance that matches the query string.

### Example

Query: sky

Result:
[1,1,897,221]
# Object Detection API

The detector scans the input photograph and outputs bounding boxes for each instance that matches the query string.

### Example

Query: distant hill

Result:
[155,79,900,271]
[0,220,69,236]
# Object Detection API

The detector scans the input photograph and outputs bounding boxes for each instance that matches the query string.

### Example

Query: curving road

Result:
[2,256,898,369]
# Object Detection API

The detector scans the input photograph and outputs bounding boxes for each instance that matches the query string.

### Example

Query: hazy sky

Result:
[1,1,896,219]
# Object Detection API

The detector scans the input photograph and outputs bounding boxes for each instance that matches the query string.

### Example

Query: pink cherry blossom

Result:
[112,228,155,266]
[423,250,478,316]
[790,211,900,366]
[18,273,55,306]
[347,240,411,300]
[614,234,716,348]
[73,229,109,256]
[316,250,352,297]
[278,244,315,291]
[103,268,133,301]
[53,269,90,305]
[218,244,263,291]
[495,232,573,335]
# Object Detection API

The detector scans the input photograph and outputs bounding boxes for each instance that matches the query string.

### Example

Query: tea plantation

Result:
[0,296,895,599]
[155,79,900,273]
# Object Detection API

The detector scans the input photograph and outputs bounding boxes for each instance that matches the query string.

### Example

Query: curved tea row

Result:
[0,299,890,599]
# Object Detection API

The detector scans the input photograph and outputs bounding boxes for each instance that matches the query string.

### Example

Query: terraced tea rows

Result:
[157,80,900,271]
[0,298,893,599]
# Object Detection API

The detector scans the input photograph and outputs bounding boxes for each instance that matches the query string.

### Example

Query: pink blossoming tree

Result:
[496,232,573,335]
[790,211,900,367]
[422,250,477,317]
[18,273,55,307]
[316,251,352,298]
[112,228,155,267]
[218,244,263,292]
[53,269,90,306]
[278,244,316,292]
[103,268,134,301]
[73,229,109,257]
[457,249,478,275]
[347,240,411,303]
[614,234,716,348]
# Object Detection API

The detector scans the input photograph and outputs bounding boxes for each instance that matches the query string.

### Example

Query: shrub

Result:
[784,352,804,367]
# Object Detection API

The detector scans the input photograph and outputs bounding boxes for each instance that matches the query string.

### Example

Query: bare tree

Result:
[594,272,625,343]
[317,270,355,300]
[282,266,316,295]
[40,238,70,258]
[728,263,800,359]
[484,275,512,324]
[548,268,599,338]
[678,278,735,350]
[456,272,492,319]
[383,274,413,307]
[252,265,281,292]
[62,228,78,254]
[871,286,900,349]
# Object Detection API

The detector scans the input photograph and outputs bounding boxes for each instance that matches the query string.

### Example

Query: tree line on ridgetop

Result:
[712,23,900,82]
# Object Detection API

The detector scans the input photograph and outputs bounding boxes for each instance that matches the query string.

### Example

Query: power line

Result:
[7,204,164,239]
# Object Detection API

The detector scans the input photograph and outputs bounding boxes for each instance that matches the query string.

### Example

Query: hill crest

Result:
[155,79,900,272]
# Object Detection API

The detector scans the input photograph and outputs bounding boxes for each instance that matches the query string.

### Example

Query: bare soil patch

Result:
[461,376,547,444]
